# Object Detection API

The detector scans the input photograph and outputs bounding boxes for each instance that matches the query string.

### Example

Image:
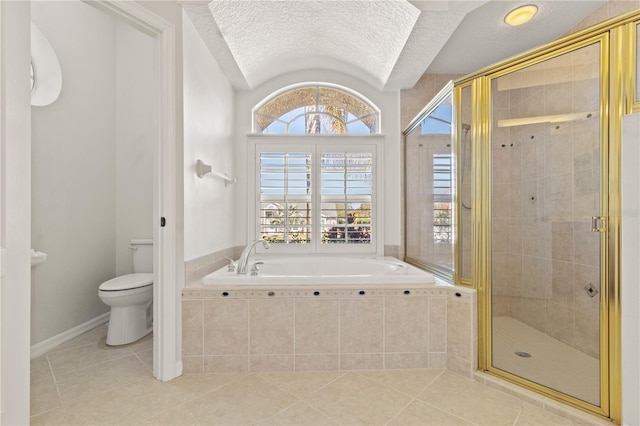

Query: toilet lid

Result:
[99,273,153,291]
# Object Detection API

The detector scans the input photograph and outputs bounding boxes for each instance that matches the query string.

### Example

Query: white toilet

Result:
[99,239,153,346]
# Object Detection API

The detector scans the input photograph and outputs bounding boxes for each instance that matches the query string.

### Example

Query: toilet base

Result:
[106,303,152,346]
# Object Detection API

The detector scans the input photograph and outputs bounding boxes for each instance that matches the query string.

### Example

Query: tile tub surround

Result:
[182,285,477,376]
[184,246,239,286]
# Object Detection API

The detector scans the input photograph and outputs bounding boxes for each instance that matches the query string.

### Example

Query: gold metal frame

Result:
[481,32,611,418]
[631,21,640,113]
[450,8,640,421]
[453,82,474,288]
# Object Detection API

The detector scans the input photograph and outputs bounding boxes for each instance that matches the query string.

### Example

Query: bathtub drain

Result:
[515,351,532,358]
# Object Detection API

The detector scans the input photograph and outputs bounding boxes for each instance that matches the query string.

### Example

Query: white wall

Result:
[182,11,235,261]
[1,1,32,422]
[233,71,402,249]
[31,1,155,345]
[115,21,156,275]
[621,113,640,426]
[31,1,117,344]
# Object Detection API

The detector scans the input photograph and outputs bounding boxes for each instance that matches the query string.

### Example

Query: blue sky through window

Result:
[421,104,452,134]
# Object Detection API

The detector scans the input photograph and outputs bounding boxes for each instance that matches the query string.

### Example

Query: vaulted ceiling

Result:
[183,0,606,91]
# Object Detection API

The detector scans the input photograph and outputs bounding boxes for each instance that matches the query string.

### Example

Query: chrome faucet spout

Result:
[237,239,270,274]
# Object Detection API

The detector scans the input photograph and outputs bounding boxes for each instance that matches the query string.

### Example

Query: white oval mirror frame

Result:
[31,22,62,106]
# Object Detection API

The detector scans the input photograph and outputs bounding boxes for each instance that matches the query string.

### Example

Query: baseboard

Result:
[30,312,110,359]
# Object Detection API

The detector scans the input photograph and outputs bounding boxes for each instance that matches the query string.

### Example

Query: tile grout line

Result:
[247,298,251,372]
[200,299,204,373]
[338,298,342,370]
[382,297,386,369]
[383,395,417,426]
[424,400,483,426]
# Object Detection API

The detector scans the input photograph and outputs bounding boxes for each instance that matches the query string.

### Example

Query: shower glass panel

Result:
[459,85,473,280]
[490,42,602,406]
[405,93,454,275]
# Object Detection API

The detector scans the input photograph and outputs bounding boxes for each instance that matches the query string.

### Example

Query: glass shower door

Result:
[489,41,603,407]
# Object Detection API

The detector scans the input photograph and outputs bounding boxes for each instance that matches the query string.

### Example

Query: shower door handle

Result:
[591,216,607,232]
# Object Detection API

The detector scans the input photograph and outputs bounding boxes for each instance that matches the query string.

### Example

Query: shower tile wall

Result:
[491,44,601,359]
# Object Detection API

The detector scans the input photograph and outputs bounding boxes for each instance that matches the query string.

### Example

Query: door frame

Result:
[86,0,182,382]
[475,33,613,419]
[1,2,32,423]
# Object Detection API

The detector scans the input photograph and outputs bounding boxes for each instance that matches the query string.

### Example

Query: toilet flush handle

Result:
[128,245,138,251]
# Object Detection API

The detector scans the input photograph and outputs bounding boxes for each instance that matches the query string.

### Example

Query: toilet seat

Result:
[99,273,153,291]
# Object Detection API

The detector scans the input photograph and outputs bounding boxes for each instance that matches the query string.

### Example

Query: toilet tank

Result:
[131,239,153,273]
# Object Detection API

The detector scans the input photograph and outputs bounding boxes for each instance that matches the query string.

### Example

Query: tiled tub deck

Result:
[182,284,477,377]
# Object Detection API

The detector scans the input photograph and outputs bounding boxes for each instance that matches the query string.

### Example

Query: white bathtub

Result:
[202,256,438,288]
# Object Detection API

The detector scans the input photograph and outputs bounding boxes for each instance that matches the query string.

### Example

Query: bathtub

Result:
[202,256,438,289]
[185,256,475,375]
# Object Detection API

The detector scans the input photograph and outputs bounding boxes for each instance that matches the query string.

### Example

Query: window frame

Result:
[252,82,381,134]
[248,134,384,255]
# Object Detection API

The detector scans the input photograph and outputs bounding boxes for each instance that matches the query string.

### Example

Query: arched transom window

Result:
[253,83,380,134]
[249,83,384,254]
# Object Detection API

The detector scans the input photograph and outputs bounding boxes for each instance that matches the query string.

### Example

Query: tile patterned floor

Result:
[31,325,607,425]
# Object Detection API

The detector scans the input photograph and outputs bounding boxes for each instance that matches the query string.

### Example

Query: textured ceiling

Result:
[209,1,419,89]
[184,0,608,92]
[184,0,479,90]
[426,0,606,74]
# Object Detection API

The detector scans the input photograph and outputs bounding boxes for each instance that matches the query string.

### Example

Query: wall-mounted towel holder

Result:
[196,159,236,186]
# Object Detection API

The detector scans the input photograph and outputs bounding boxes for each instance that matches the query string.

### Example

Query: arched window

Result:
[249,84,383,254]
[253,83,380,134]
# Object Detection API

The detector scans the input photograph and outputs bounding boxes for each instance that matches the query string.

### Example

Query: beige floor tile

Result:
[132,403,200,425]
[31,355,53,383]
[30,407,70,426]
[163,373,247,398]
[388,399,472,425]
[126,332,153,353]
[261,401,339,425]
[355,368,444,397]
[417,371,525,425]
[51,324,108,352]
[183,374,300,425]
[259,371,346,398]
[29,324,606,426]
[305,372,412,425]
[30,374,61,417]
[64,375,197,425]
[48,340,133,377]
[56,354,151,403]
[135,348,153,372]
[515,403,586,425]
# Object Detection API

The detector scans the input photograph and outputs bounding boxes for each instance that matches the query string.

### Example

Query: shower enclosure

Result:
[453,25,620,418]
[402,9,640,420]
[488,40,604,407]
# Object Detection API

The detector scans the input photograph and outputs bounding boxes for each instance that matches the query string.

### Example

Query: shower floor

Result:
[492,316,600,406]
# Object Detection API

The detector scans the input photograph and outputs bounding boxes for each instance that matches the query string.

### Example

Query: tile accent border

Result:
[182,284,476,376]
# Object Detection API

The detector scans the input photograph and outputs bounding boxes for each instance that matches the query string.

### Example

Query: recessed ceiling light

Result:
[504,4,538,26]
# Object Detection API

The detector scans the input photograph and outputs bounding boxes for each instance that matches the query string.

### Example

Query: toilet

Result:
[98,239,153,346]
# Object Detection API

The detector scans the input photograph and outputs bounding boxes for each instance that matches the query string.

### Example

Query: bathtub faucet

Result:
[237,239,270,274]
